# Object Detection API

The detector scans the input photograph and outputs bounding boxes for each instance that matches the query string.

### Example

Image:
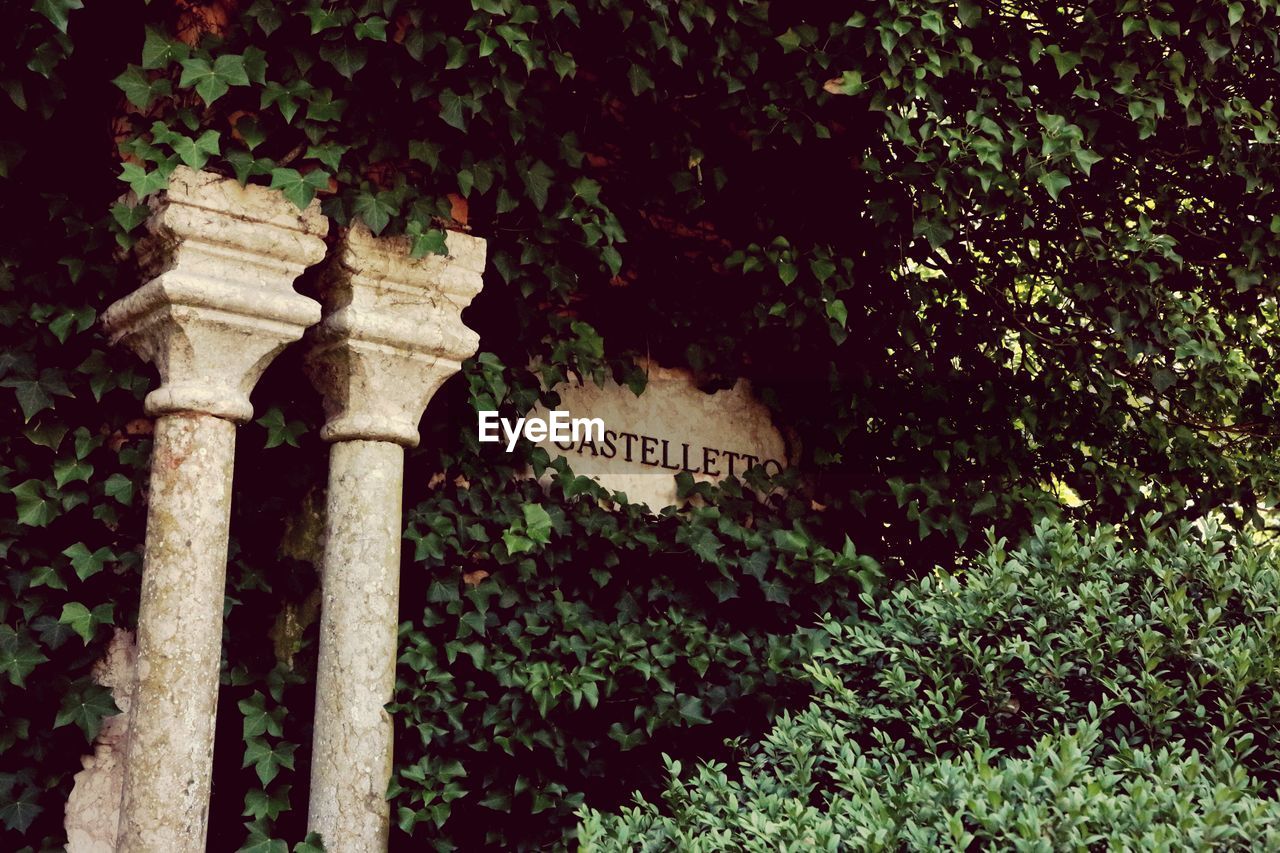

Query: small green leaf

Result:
[269,168,329,210]
[113,66,170,109]
[319,43,367,79]
[1038,170,1072,200]
[353,190,397,235]
[213,54,250,86]
[304,142,347,172]
[0,626,48,687]
[63,542,114,581]
[827,299,848,327]
[410,228,448,257]
[522,160,554,210]
[438,89,467,131]
[913,218,954,250]
[12,479,57,527]
[169,130,220,170]
[0,790,42,833]
[523,503,552,544]
[59,602,103,643]
[141,26,187,69]
[34,0,84,33]
[104,473,134,505]
[55,679,119,740]
[52,458,93,489]
[1074,149,1103,176]
[178,58,228,106]
[355,17,388,40]
[255,406,308,448]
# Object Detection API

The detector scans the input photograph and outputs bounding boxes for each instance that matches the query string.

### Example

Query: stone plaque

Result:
[534,361,791,509]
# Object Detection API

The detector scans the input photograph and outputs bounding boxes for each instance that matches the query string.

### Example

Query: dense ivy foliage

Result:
[581,519,1280,849]
[3,0,1280,849]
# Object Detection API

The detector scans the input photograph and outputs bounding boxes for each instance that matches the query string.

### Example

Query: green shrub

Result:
[579,518,1280,850]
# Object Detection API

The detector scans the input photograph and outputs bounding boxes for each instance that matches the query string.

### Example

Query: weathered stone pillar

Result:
[305,224,484,851]
[101,167,327,851]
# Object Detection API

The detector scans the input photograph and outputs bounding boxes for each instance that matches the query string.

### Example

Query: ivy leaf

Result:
[304,142,346,172]
[242,46,268,84]
[572,176,601,205]
[827,299,848,327]
[293,833,325,853]
[408,140,441,169]
[355,17,389,41]
[255,406,308,448]
[33,0,84,34]
[12,479,58,527]
[3,369,75,421]
[238,828,288,853]
[239,692,284,738]
[410,228,448,258]
[214,54,250,86]
[305,4,349,34]
[168,130,221,170]
[681,525,722,563]
[0,626,47,687]
[63,542,114,581]
[957,0,981,26]
[59,602,113,644]
[353,190,397,235]
[522,160,554,211]
[1074,148,1104,175]
[319,43,367,79]
[52,458,93,489]
[140,26,186,69]
[438,89,467,131]
[178,58,228,105]
[179,55,248,106]
[24,422,67,450]
[260,81,302,123]
[243,738,297,785]
[0,789,41,833]
[913,218,954,250]
[243,786,291,821]
[111,201,149,232]
[627,64,653,95]
[104,473,134,505]
[54,678,118,740]
[1152,368,1177,393]
[552,52,576,79]
[269,168,329,210]
[119,161,170,198]
[1039,170,1072,200]
[113,66,171,109]
[33,615,75,649]
[523,504,552,544]
[29,564,66,591]
[305,89,347,122]
[502,531,534,555]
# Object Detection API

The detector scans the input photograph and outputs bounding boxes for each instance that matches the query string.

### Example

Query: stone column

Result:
[305,224,485,851]
[101,167,328,852]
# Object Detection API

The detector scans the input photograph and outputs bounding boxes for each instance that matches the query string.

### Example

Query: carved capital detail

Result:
[101,167,329,422]
[306,224,486,446]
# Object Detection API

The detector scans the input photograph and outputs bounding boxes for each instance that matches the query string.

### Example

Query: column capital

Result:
[306,223,485,447]
[101,166,328,422]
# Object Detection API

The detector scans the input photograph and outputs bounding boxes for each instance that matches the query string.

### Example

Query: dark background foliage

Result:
[3,0,1280,849]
